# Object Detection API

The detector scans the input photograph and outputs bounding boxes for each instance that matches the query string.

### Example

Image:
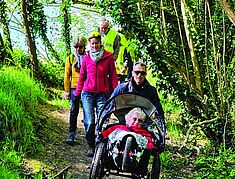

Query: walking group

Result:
[63,17,165,158]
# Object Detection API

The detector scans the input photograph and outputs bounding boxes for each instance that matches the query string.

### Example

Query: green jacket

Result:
[116,34,128,74]
[102,28,120,60]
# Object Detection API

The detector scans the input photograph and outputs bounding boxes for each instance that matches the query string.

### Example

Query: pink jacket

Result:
[74,50,118,96]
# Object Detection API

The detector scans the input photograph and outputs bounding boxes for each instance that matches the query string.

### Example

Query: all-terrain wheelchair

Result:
[89,93,165,179]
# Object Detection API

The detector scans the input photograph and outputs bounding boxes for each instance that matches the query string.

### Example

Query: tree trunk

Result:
[0,0,13,60]
[218,0,235,26]
[181,0,203,96]
[61,0,71,56]
[0,33,7,61]
[21,0,39,75]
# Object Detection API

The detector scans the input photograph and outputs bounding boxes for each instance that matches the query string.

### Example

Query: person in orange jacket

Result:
[64,35,87,145]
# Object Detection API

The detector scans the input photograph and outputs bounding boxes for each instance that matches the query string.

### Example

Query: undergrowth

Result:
[0,64,234,178]
[0,66,46,177]
[159,90,235,178]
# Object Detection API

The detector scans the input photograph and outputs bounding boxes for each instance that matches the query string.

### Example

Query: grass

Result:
[0,143,22,179]
[0,65,234,178]
[0,66,47,177]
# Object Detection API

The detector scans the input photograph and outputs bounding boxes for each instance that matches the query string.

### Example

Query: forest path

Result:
[42,107,123,179]
[44,108,92,178]
[25,104,194,178]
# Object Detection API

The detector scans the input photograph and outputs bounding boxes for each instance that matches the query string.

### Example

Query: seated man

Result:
[101,107,156,174]
[102,107,155,148]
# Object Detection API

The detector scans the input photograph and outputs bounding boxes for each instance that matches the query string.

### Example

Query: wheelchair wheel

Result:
[89,143,105,179]
[122,136,132,171]
[147,151,161,179]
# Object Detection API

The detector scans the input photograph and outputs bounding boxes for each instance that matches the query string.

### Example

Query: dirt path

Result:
[43,108,92,178]
[44,107,129,179]
[39,105,197,179]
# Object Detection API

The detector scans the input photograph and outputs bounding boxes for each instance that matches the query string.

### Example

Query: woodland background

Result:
[0,0,234,178]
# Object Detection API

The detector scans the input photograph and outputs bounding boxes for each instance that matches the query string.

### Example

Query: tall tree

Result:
[61,0,71,56]
[97,0,235,149]
[0,0,13,60]
[21,0,39,75]
[32,0,61,63]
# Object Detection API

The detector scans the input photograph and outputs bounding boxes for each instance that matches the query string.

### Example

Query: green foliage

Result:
[160,151,173,168]
[0,166,21,179]
[194,148,235,178]
[5,48,29,68]
[97,0,235,149]
[38,61,64,88]
[0,144,21,178]
[46,87,70,108]
[160,150,189,177]
[48,95,70,109]
[0,144,21,171]
[0,66,45,154]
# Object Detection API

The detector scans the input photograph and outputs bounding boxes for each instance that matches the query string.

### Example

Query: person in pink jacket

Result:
[74,31,118,157]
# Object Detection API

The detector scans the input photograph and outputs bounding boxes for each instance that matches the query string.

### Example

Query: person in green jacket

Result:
[116,32,135,82]
[98,17,120,61]
[117,28,136,82]
[99,17,126,82]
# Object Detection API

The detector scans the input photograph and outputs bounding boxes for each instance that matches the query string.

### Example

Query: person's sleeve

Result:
[64,56,71,92]
[111,82,125,98]
[109,56,118,93]
[74,57,87,96]
[113,34,120,61]
[111,85,119,98]
[150,87,164,118]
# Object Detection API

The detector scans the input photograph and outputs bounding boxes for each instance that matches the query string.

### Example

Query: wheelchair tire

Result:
[89,143,105,179]
[147,151,161,179]
[122,136,132,171]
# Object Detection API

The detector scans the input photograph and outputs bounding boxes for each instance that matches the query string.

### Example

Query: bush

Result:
[194,148,235,178]
[38,61,64,88]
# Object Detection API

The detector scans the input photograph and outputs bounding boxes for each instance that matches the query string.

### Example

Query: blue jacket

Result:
[112,78,164,119]
[111,78,166,151]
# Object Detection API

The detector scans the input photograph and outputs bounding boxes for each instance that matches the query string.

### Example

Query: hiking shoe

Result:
[85,148,95,157]
[66,132,75,145]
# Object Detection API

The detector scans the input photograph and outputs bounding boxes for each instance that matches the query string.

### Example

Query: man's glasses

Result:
[74,45,84,49]
[134,71,146,76]
[132,117,144,123]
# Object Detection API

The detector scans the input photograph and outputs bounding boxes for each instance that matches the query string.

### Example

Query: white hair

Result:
[125,107,146,122]
[99,17,110,26]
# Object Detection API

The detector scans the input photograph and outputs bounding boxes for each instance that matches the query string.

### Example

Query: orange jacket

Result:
[64,54,80,92]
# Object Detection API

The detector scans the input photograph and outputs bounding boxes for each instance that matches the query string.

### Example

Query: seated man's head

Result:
[125,107,146,127]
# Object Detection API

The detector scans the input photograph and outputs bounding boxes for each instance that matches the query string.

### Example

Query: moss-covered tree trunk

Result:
[61,0,71,57]
[21,0,39,75]
[0,0,13,61]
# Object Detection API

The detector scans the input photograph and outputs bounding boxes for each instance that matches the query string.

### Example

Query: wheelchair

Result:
[89,93,165,179]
